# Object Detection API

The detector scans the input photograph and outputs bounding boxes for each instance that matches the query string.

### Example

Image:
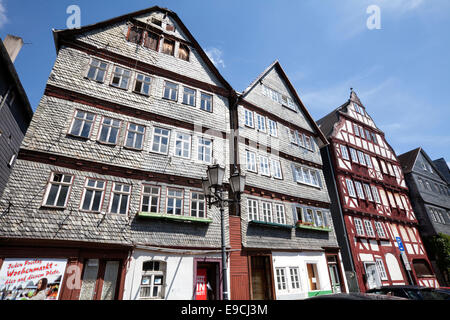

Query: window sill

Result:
[133,90,151,98]
[137,212,212,224]
[249,220,293,229]
[296,181,322,190]
[296,223,331,232]
[123,146,144,152]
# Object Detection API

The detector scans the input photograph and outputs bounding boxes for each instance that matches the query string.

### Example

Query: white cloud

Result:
[205,47,225,69]
[0,0,7,29]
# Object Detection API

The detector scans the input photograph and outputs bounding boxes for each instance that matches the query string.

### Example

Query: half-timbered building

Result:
[228,61,348,300]
[0,7,236,300]
[318,90,439,291]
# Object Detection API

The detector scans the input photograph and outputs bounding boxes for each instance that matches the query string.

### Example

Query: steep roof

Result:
[433,158,450,184]
[398,147,421,174]
[241,60,328,146]
[52,6,234,94]
[0,38,33,120]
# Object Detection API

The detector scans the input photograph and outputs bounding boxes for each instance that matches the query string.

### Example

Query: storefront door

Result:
[326,255,344,293]
[79,259,120,300]
[364,262,381,290]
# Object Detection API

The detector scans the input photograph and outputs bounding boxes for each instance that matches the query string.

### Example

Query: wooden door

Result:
[250,256,272,300]
[79,259,121,300]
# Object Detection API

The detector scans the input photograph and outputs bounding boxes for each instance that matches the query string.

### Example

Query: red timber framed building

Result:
[318,90,439,291]
[0,6,237,300]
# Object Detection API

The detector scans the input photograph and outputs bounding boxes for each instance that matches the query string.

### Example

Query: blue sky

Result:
[1,0,449,165]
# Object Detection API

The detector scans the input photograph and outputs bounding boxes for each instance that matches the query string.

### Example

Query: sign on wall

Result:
[195,268,207,300]
[0,258,68,300]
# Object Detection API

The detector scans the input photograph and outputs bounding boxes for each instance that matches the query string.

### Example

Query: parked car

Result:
[366,285,450,300]
[306,293,407,300]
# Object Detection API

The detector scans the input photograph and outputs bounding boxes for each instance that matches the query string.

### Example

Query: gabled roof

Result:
[240,60,328,146]
[52,6,234,94]
[433,158,450,184]
[398,147,448,182]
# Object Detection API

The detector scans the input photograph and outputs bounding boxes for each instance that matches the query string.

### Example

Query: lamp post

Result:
[202,165,245,301]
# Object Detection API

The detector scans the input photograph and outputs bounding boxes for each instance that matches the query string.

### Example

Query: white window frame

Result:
[274,203,286,225]
[357,151,367,166]
[259,155,270,177]
[191,192,206,218]
[163,81,178,101]
[364,220,376,237]
[375,259,388,280]
[139,261,166,300]
[275,268,287,291]
[200,92,213,112]
[365,155,373,168]
[108,183,131,215]
[174,132,192,159]
[86,58,109,82]
[289,267,301,290]
[349,148,359,163]
[346,179,357,198]
[261,201,273,223]
[151,127,171,155]
[182,87,196,107]
[354,218,365,236]
[141,185,161,213]
[375,221,387,238]
[110,65,132,90]
[340,145,350,160]
[69,110,95,139]
[80,178,106,212]
[244,109,254,128]
[270,159,283,180]
[98,117,121,145]
[256,113,266,133]
[133,73,152,96]
[364,184,374,202]
[166,188,184,215]
[246,150,257,173]
[371,186,381,204]
[355,181,365,200]
[125,123,146,150]
[198,137,213,163]
[247,198,259,221]
[268,119,278,137]
[42,173,74,208]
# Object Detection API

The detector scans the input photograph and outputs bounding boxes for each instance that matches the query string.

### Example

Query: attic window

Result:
[178,44,190,61]
[162,39,175,56]
[128,26,143,45]
[144,31,160,51]
[166,24,176,32]
[151,18,162,27]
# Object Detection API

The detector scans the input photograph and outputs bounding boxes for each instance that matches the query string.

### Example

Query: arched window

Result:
[412,259,434,278]
[139,261,166,299]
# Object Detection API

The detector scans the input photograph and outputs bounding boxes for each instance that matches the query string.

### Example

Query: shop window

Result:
[307,263,320,291]
[140,261,166,299]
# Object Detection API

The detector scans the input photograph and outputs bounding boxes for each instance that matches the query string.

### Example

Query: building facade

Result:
[0,36,33,198]
[398,148,450,286]
[228,61,348,300]
[318,91,439,292]
[0,7,236,300]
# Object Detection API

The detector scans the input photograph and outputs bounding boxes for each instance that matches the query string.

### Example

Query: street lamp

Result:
[202,165,245,300]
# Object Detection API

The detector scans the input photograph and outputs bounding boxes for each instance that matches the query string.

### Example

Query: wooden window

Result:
[81,179,106,212]
[111,66,131,90]
[69,110,95,139]
[256,114,266,132]
[295,166,321,188]
[174,132,191,159]
[162,39,175,56]
[134,74,152,96]
[200,93,213,112]
[365,129,371,141]
[289,267,301,290]
[364,184,374,202]
[125,123,145,150]
[365,155,373,168]
[247,199,259,221]
[98,117,121,145]
[166,188,183,215]
[178,44,190,61]
[349,148,358,163]
[244,109,254,128]
[259,155,270,177]
[182,87,196,106]
[355,181,365,200]
[353,124,359,137]
[109,183,131,215]
[191,192,206,218]
[141,185,161,213]
[86,58,108,82]
[274,203,286,225]
[340,145,350,160]
[268,119,278,137]
[151,127,171,154]
[261,202,273,223]
[357,151,366,166]
[289,129,298,145]
[345,179,356,198]
[275,268,287,291]
[371,133,378,144]
[375,259,388,280]
[144,31,160,51]
[128,26,143,44]
[307,264,319,291]
[163,81,178,101]
[246,150,257,173]
[354,218,365,236]
[198,137,212,163]
[43,173,74,208]
[304,208,314,224]
[315,210,324,227]
[139,261,165,300]
[270,159,283,179]
[304,135,313,151]
[375,222,387,238]
[364,220,376,237]
[359,126,365,139]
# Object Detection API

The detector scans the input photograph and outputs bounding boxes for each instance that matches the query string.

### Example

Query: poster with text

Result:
[0,258,67,300]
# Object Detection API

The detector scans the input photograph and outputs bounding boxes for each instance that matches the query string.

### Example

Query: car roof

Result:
[368,285,431,291]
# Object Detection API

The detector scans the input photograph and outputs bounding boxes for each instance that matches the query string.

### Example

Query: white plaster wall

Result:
[271,251,331,300]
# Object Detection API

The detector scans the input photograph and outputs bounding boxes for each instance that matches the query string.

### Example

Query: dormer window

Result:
[162,39,175,56]
[151,17,162,27]
[144,31,160,51]
[128,26,143,45]
[178,44,190,61]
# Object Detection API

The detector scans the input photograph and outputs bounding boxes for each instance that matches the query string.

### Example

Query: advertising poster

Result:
[0,258,68,300]
[195,268,207,300]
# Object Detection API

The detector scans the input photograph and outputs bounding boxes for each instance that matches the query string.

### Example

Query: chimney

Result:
[3,35,24,63]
